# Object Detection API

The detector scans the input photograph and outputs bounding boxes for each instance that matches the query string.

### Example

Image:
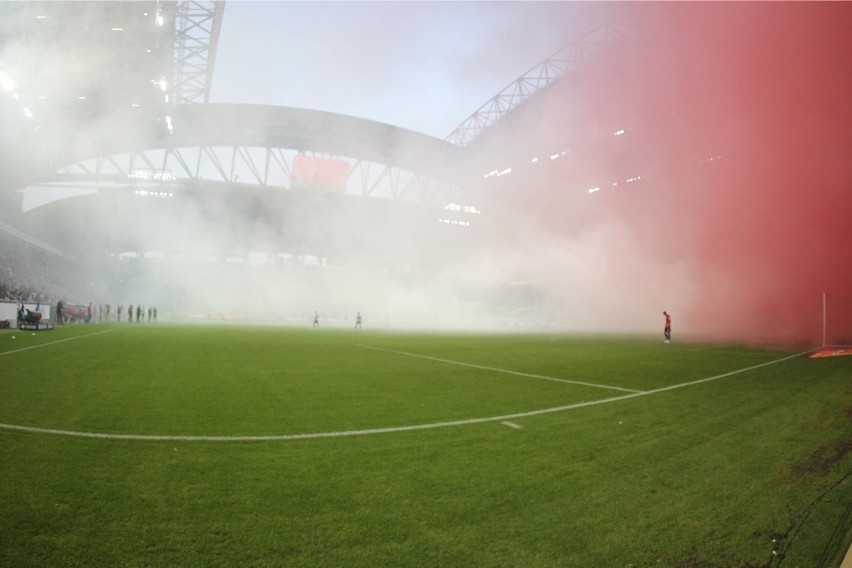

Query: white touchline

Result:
[0,350,809,442]
[0,327,124,357]
[358,344,643,394]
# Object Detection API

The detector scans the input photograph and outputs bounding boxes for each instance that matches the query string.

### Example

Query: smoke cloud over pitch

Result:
[468,2,852,344]
[5,3,850,344]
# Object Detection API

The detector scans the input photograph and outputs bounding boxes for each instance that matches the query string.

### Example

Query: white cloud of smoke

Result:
[5,2,850,344]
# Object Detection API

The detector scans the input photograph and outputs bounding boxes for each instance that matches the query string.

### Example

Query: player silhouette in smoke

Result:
[663,311,672,343]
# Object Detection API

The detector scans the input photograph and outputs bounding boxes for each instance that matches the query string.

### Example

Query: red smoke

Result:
[576,3,852,345]
[673,3,851,345]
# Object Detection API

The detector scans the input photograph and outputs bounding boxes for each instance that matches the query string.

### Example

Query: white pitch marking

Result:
[0,327,123,357]
[501,421,523,429]
[358,344,643,394]
[0,350,809,442]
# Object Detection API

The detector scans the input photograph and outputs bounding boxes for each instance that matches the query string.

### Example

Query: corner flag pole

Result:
[822,291,827,348]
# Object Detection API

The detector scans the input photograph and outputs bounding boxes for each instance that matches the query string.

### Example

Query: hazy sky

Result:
[210,1,620,139]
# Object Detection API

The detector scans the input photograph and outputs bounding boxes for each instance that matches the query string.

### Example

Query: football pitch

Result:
[0,323,849,567]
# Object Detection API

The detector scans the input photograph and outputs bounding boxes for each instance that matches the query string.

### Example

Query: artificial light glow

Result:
[156,14,164,26]
[483,167,513,179]
[159,78,168,92]
[23,108,32,118]
[112,27,124,31]
[438,218,471,227]
[445,203,481,214]
[0,72,15,92]
[129,169,176,182]
[134,189,174,198]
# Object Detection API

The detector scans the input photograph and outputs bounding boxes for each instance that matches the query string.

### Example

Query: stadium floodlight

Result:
[129,169,176,182]
[438,218,470,227]
[0,72,15,92]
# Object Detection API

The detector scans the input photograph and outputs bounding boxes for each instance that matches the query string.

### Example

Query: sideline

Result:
[358,344,643,394]
[0,327,124,357]
[0,350,809,442]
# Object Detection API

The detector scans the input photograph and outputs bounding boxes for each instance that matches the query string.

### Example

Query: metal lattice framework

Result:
[172,1,226,104]
[72,102,465,203]
[9,3,648,208]
[53,145,463,204]
[444,18,633,147]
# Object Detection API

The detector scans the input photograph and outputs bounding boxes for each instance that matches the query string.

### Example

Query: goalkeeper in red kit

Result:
[663,311,672,343]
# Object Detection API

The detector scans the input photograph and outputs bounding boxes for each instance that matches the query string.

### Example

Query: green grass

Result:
[0,323,849,567]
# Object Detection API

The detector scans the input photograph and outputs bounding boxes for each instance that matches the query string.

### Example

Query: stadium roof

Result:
[0,2,473,195]
[0,2,612,196]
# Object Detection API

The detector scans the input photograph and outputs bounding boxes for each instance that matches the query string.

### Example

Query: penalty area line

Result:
[0,349,809,442]
[358,344,642,394]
